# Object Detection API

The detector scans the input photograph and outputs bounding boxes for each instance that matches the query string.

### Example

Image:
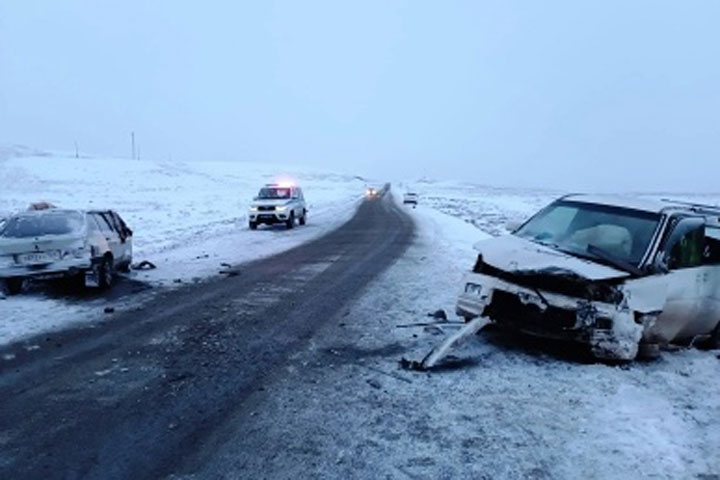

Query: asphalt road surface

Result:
[0,190,414,480]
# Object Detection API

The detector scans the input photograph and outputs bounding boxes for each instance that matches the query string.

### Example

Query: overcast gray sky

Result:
[1,1,719,191]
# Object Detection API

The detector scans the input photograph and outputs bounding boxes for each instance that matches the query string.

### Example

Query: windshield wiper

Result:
[586,244,644,277]
[535,240,641,277]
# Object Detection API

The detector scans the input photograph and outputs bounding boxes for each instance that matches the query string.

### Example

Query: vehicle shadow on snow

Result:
[21,274,153,304]
[480,325,600,365]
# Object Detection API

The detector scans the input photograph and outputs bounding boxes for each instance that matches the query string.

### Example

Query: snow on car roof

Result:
[562,194,691,214]
[13,208,83,217]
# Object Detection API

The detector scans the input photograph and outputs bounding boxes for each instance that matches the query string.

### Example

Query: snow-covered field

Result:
[0,147,367,344]
[397,178,720,237]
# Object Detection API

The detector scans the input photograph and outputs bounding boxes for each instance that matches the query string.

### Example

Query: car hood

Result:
[474,235,630,281]
[0,233,85,255]
[252,199,292,207]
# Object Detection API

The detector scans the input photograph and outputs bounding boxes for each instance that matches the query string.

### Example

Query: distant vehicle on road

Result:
[403,192,418,205]
[0,206,133,294]
[456,194,720,360]
[366,186,379,198]
[248,183,307,230]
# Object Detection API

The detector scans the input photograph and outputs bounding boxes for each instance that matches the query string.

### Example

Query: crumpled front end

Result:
[456,271,644,360]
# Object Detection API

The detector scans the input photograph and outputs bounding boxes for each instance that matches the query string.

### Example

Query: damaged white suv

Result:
[456,194,720,360]
[0,207,133,294]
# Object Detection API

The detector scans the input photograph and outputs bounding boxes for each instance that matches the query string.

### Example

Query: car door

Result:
[290,188,300,216]
[651,216,710,341]
[296,188,305,213]
[681,225,720,338]
[108,211,133,265]
[93,212,123,265]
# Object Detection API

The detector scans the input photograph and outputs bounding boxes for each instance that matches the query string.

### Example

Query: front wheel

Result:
[249,221,257,230]
[708,322,720,350]
[5,277,24,295]
[286,212,295,229]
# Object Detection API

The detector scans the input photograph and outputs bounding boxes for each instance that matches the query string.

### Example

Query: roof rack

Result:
[660,198,720,214]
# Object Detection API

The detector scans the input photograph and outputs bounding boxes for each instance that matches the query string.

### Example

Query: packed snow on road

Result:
[0,146,367,345]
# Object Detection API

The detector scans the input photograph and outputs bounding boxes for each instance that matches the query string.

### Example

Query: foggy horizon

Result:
[1,1,719,192]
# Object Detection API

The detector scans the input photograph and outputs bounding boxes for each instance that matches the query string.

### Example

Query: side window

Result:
[87,214,103,232]
[669,225,705,270]
[110,211,132,242]
[703,227,720,265]
[94,213,114,233]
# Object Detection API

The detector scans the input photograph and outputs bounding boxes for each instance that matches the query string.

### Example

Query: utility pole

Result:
[131,131,136,160]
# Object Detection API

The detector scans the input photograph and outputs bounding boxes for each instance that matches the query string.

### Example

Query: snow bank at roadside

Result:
[0,150,368,345]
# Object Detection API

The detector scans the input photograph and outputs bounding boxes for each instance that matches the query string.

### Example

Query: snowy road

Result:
[1,184,718,480]
[0,190,414,479]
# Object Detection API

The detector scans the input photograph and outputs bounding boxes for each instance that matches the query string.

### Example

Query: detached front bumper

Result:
[0,258,92,280]
[456,272,643,360]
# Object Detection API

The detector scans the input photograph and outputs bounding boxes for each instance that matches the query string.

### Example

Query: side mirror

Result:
[505,219,522,233]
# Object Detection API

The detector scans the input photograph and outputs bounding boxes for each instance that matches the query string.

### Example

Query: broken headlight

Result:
[586,283,624,304]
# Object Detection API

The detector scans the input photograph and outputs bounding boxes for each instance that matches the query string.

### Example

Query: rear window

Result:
[0,212,85,238]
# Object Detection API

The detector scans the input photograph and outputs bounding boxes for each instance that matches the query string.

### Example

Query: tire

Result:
[709,322,720,350]
[97,257,114,290]
[6,277,24,295]
[249,221,257,230]
[637,342,661,360]
[117,261,131,273]
[286,212,295,229]
[299,210,306,226]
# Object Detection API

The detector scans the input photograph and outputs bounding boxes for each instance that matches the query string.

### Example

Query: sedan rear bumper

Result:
[0,258,92,280]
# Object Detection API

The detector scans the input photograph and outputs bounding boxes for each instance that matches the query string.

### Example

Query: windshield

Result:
[257,187,291,200]
[0,212,85,238]
[515,200,661,268]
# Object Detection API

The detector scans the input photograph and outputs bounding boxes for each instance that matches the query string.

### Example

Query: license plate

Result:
[19,251,59,265]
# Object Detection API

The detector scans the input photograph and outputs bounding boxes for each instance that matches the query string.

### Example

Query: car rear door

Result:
[92,212,123,265]
[108,211,132,265]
